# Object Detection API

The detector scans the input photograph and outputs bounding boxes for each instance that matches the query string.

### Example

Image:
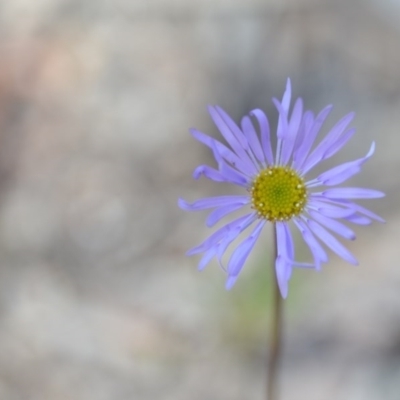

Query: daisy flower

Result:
[179,79,384,298]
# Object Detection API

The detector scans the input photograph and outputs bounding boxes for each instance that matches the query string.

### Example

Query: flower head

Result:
[179,79,385,298]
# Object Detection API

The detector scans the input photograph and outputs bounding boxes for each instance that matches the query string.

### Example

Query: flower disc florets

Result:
[251,166,307,222]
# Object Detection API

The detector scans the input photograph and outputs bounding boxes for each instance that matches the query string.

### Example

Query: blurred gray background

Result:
[0,0,397,399]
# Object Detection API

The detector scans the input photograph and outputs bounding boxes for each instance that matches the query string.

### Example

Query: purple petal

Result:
[216,213,257,266]
[208,106,256,170]
[214,106,249,150]
[292,111,314,163]
[207,106,243,152]
[345,214,371,225]
[316,207,355,218]
[276,78,292,140]
[209,141,251,187]
[321,166,361,186]
[281,98,303,165]
[275,255,289,298]
[225,220,265,289]
[309,196,385,223]
[275,222,286,252]
[275,222,294,298]
[225,275,238,289]
[206,202,247,227]
[307,219,358,265]
[309,210,356,240]
[178,195,249,211]
[250,109,274,165]
[324,128,356,160]
[336,200,385,223]
[294,218,327,270]
[315,142,375,186]
[198,247,217,271]
[300,112,354,173]
[294,105,333,172]
[283,222,294,260]
[272,98,290,165]
[301,128,356,175]
[282,78,292,112]
[187,214,254,256]
[322,188,385,199]
[241,116,265,165]
[190,129,255,176]
[307,199,355,218]
[193,165,225,182]
[218,159,251,187]
[273,97,290,140]
[190,129,254,176]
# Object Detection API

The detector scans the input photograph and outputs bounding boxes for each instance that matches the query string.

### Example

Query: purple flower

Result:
[179,79,385,298]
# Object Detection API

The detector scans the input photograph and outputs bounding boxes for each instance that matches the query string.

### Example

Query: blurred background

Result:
[0,0,397,399]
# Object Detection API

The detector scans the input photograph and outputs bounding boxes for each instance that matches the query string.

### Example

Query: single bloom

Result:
[179,79,385,298]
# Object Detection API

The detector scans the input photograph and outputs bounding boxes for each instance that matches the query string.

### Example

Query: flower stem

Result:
[267,226,283,400]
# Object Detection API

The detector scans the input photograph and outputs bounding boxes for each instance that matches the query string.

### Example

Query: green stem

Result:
[267,226,283,400]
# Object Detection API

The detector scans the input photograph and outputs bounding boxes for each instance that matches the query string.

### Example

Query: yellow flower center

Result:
[250,166,307,222]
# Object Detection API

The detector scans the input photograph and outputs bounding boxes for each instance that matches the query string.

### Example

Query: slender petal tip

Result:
[178,198,189,210]
[275,257,289,299]
[225,275,237,290]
